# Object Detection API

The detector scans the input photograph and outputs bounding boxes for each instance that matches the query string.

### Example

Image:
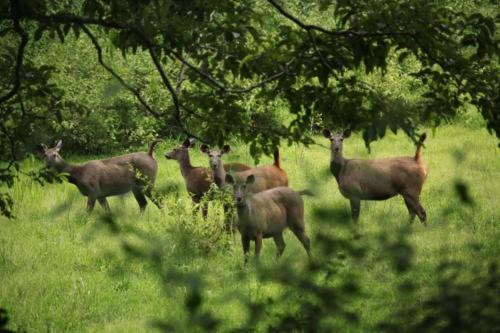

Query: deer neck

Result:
[236,199,251,218]
[178,152,194,179]
[55,158,73,174]
[212,163,226,188]
[330,152,345,181]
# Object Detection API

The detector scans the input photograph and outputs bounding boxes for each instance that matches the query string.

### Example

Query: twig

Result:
[80,25,161,118]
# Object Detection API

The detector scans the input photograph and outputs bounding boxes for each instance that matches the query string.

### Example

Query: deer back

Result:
[71,152,158,197]
[234,165,288,194]
[338,157,424,200]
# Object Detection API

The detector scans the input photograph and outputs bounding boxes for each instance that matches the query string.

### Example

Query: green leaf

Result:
[34,26,45,41]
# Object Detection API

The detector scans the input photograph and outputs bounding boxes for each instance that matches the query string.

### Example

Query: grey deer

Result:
[165,138,250,207]
[201,144,288,193]
[225,173,312,261]
[323,129,428,224]
[199,144,251,189]
[37,139,162,213]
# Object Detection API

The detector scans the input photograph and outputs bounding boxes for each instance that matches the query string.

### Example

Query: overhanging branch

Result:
[0,11,294,96]
[0,3,28,104]
[165,49,294,93]
[267,0,415,38]
[0,12,130,31]
[147,46,208,143]
[80,25,161,118]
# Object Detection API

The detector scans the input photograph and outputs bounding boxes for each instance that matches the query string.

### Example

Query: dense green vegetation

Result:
[1,0,499,331]
[1,0,499,215]
[1,125,499,332]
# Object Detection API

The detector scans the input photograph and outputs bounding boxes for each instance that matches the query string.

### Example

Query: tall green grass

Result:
[1,124,499,332]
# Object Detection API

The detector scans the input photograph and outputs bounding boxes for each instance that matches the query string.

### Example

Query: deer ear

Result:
[343,129,351,138]
[322,129,331,138]
[35,144,46,157]
[200,144,210,154]
[188,138,196,148]
[222,144,231,154]
[225,174,234,185]
[182,138,191,148]
[55,140,62,151]
[246,174,255,184]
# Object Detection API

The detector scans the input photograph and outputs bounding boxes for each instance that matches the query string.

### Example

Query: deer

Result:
[225,173,312,261]
[201,144,288,193]
[199,144,251,189]
[164,138,251,211]
[322,129,428,224]
[36,139,162,213]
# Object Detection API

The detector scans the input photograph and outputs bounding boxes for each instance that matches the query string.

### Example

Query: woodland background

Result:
[0,0,499,332]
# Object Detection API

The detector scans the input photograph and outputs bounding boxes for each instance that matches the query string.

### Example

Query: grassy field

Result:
[1,124,499,332]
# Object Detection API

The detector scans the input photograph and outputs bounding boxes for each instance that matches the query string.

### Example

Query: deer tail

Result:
[273,148,281,168]
[298,189,314,197]
[414,132,427,161]
[148,139,163,157]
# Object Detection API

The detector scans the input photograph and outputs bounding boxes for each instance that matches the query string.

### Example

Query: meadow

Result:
[1,123,499,332]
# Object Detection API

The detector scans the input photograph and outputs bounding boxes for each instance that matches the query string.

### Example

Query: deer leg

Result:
[403,196,417,223]
[254,233,263,258]
[273,233,286,259]
[191,195,208,218]
[201,203,208,219]
[402,194,427,225]
[97,197,111,212]
[132,189,148,213]
[291,226,311,257]
[86,197,96,213]
[222,203,236,233]
[144,184,162,209]
[349,198,361,222]
[241,234,250,263]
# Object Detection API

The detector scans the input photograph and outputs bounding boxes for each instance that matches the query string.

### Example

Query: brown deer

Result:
[225,173,312,261]
[165,138,250,206]
[37,139,162,213]
[322,129,428,224]
[210,146,288,193]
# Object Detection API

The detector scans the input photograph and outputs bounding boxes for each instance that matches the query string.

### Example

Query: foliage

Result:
[379,261,500,333]
[1,0,499,217]
[1,128,499,332]
[0,308,15,333]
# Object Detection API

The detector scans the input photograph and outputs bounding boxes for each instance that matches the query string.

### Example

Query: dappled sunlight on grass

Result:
[0,125,499,331]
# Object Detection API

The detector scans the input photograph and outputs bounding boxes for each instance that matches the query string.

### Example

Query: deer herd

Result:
[37,130,428,261]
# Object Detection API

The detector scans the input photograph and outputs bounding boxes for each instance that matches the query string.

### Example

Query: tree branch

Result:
[175,62,187,96]
[0,1,28,104]
[0,12,130,31]
[0,122,17,172]
[267,0,463,88]
[306,29,340,81]
[0,11,294,96]
[147,46,209,142]
[165,49,294,93]
[267,0,415,38]
[80,25,161,118]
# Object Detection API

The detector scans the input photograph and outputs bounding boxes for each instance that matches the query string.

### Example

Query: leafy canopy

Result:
[0,0,499,217]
